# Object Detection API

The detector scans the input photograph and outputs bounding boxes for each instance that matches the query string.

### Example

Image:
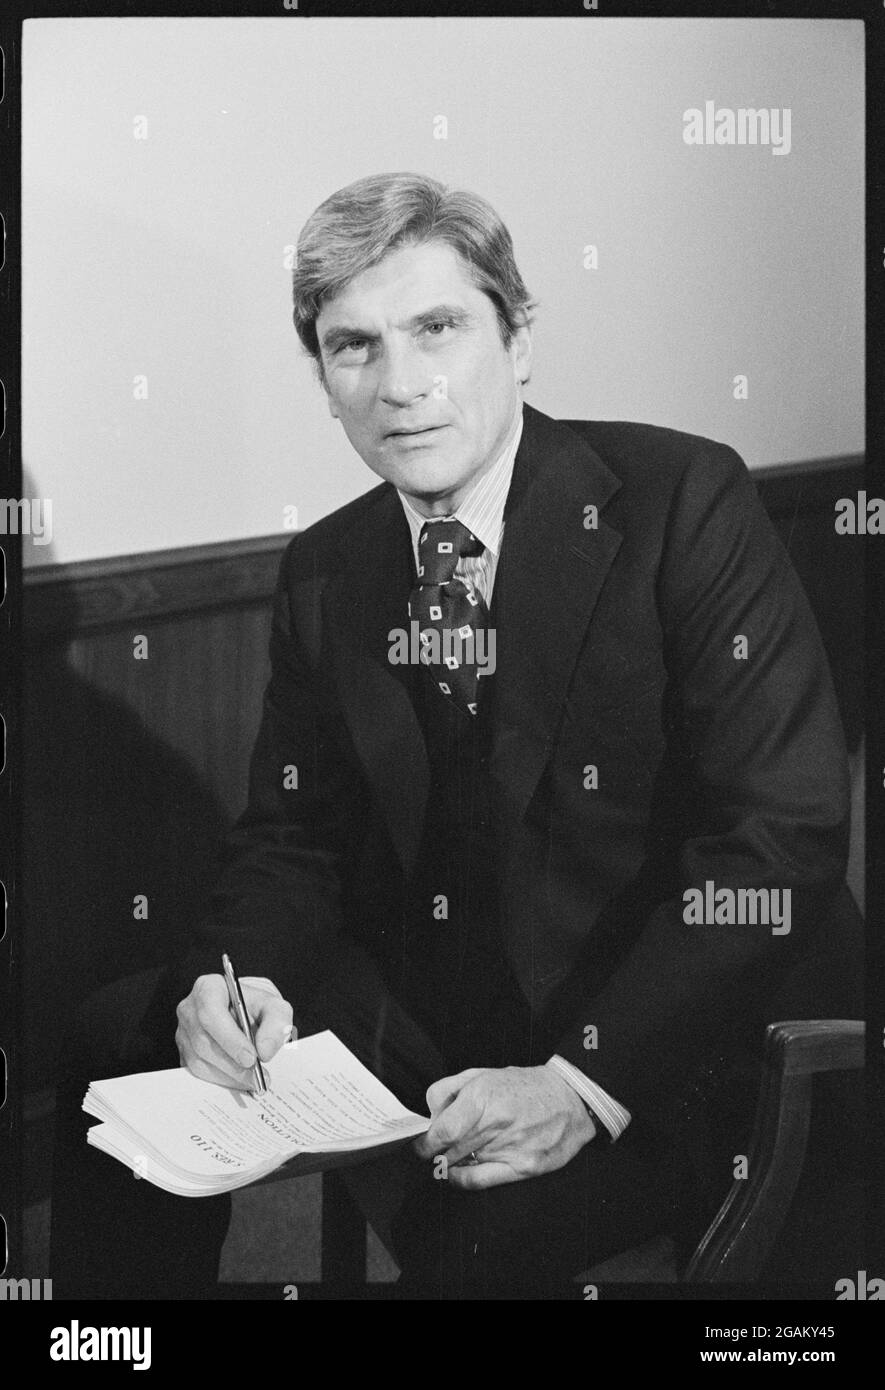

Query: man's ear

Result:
[512,323,533,387]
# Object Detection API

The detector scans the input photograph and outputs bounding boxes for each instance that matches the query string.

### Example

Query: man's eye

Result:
[424,321,452,336]
[338,338,367,353]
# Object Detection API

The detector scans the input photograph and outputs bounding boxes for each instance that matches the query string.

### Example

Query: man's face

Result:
[316,240,531,516]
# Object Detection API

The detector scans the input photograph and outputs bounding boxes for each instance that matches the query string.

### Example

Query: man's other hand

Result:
[413,1065,597,1189]
[176,974,295,1090]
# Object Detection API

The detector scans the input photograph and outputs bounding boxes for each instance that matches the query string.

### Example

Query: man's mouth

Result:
[385,425,446,438]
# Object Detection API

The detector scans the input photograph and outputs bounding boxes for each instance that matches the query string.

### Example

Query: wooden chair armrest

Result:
[765,1019,864,1076]
[684,1019,865,1283]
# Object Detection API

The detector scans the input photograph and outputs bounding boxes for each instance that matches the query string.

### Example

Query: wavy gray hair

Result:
[292,172,535,381]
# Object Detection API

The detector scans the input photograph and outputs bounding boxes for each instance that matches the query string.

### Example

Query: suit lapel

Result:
[488,404,623,824]
[323,489,430,877]
[323,403,624,872]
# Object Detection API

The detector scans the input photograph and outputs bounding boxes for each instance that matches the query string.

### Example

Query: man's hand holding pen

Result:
[176,970,295,1093]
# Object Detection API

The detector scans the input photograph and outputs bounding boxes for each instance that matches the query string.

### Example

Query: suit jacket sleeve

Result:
[552,444,852,1134]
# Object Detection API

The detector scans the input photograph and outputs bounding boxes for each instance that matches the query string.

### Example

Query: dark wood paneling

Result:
[22,542,285,1098]
[757,458,865,756]
[24,533,290,634]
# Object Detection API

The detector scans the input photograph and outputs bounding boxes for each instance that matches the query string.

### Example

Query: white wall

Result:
[22,16,864,567]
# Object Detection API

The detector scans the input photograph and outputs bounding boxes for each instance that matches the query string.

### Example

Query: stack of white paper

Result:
[84,1030,430,1196]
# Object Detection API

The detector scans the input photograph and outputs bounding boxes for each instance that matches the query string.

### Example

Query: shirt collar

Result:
[397,403,523,561]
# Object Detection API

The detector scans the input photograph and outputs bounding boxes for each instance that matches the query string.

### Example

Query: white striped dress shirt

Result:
[397,405,522,601]
[395,403,631,1143]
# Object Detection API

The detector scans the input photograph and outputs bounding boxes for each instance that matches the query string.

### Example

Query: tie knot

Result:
[417,518,484,585]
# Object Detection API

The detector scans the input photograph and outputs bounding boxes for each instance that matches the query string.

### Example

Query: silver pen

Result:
[221,952,268,1095]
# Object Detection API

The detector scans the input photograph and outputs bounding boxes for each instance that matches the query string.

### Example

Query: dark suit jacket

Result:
[179,402,860,1174]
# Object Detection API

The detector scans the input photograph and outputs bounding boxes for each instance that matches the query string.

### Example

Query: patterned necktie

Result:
[408,517,490,716]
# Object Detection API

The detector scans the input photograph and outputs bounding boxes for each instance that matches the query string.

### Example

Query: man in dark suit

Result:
[52,172,859,1298]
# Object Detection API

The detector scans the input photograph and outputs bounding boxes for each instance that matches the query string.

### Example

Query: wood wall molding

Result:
[23,533,291,634]
[753,453,864,517]
[22,454,865,635]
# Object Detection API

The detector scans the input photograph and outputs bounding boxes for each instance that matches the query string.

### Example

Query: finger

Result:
[177,1021,256,1086]
[190,975,258,1068]
[178,1047,254,1092]
[447,1160,520,1191]
[441,1136,487,1169]
[415,1086,483,1159]
[247,988,295,1063]
[425,1068,485,1116]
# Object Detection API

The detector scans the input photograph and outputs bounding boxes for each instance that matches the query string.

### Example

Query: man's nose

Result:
[378,343,430,407]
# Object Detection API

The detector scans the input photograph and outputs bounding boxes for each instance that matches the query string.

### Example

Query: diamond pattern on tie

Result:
[408,517,489,716]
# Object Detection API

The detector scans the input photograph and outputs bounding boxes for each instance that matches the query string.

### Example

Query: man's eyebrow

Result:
[319,304,475,353]
[408,304,475,329]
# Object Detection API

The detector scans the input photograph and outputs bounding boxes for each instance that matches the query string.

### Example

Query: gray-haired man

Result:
[54,173,859,1298]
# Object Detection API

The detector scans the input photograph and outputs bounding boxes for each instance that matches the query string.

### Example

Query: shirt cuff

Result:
[545,1054,632,1141]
